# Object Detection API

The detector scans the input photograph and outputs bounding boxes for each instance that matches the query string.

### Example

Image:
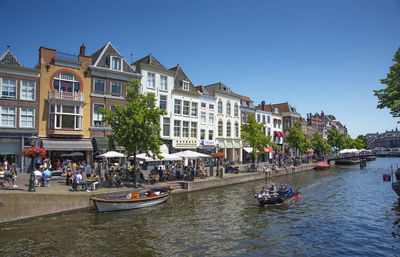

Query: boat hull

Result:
[392,182,400,197]
[257,191,301,206]
[314,162,329,170]
[93,195,170,212]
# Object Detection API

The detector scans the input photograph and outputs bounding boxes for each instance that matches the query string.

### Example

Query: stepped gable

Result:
[90,41,137,74]
[0,46,23,67]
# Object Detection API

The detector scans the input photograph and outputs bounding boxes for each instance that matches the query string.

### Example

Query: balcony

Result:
[47,90,85,105]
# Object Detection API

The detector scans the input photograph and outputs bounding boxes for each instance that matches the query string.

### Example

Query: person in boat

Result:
[259,187,270,198]
[269,183,277,195]
[283,184,291,196]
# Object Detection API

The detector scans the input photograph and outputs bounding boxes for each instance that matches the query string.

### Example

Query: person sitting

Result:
[91,173,100,190]
[269,183,277,195]
[259,187,269,198]
[74,171,89,192]
[41,166,52,187]
[4,169,17,188]
[33,168,42,186]
[283,184,291,195]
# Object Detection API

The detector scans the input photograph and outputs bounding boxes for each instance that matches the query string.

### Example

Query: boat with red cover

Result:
[314,161,329,170]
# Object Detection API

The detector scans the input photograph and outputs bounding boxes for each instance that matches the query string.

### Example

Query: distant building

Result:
[367,129,400,149]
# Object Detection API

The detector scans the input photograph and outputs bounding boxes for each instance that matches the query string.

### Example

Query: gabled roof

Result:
[0,46,23,67]
[169,64,199,94]
[90,41,137,74]
[133,54,169,73]
[203,82,242,98]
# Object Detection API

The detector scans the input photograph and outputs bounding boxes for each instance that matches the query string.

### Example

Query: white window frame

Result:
[201,102,206,108]
[209,113,214,124]
[160,75,168,91]
[201,112,206,124]
[182,82,189,91]
[218,120,223,137]
[49,104,82,130]
[20,80,35,101]
[94,79,105,94]
[163,117,170,137]
[209,104,214,110]
[235,123,239,138]
[93,104,105,127]
[183,101,190,116]
[1,78,17,99]
[111,81,122,96]
[234,104,239,116]
[191,102,198,117]
[227,121,231,137]
[160,95,167,110]
[226,102,231,115]
[209,130,214,141]
[191,122,197,138]
[111,56,122,71]
[174,120,181,137]
[218,101,223,114]
[147,73,155,89]
[200,129,206,140]
[182,121,189,137]
[20,107,35,128]
[174,99,182,115]
[0,106,16,127]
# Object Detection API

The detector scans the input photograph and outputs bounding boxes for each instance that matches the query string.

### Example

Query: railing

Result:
[48,90,83,101]
[325,152,375,160]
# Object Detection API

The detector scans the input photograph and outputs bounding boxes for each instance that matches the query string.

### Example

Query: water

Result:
[1,157,400,256]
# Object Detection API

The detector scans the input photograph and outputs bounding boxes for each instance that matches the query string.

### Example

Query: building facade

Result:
[0,47,40,172]
[196,86,217,154]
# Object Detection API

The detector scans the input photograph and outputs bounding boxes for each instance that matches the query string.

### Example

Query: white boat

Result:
[90,188,173,212]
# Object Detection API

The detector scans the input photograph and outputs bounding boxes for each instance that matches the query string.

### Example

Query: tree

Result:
[327,129,346,151]
[356,135,368,149]
[285,120,310,155]
[374,47,400,118]
[100,80,167,175]
[311,132,332,156]
[241,114,277,163]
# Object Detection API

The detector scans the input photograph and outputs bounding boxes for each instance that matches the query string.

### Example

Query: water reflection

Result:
[1,158,400,256]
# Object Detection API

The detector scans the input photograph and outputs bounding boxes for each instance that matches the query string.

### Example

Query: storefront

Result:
[172,139,197,153]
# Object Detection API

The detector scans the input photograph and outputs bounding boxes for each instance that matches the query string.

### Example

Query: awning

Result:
[264,146,274,153]
[243,147,253,153]
[281,132,285,137]
[42,139,93,151]
[92,137,108,151]
[274,131,284,137]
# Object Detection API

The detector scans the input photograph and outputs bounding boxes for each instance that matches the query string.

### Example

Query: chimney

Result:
[79,43,86,56]
[261,100,265,111]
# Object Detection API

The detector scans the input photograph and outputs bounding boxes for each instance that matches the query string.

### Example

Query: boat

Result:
[90,187,173,212]
[365,156,376,161]
[360,159,367,168]
[256,189,301,206]
[336,158,361,165]
[393,168,400,197]
[314,161,329,170]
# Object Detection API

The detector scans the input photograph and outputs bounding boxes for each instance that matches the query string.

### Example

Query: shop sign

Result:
[173,140,197,148]
[200,141,215,146]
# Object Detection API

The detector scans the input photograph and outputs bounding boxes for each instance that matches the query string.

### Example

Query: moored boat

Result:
[392,182,400,197]
[91,187,173,212]
[314,161,329,170]
[256,189,301,206]
[336,158,361,165]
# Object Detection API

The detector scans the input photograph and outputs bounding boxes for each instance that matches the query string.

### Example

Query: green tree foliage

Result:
[311,132,332,156]
[285,120,310,155]
[100,80,167,172]
[327,129,346,150]
[241,114,277,163]
[374,47,400,118]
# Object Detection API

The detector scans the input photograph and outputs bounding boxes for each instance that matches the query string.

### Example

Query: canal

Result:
[1,157,400,256]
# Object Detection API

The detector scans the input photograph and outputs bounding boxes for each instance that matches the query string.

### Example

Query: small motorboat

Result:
[90,187,173,212]
[314,161,329,170]
[256,189,301,206]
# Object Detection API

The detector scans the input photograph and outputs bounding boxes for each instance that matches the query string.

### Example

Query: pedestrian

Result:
[85,162,92,178]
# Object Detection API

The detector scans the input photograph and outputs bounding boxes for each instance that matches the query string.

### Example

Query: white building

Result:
[204,83,241,163]
[134,54,175,152]
[197,86,217,154]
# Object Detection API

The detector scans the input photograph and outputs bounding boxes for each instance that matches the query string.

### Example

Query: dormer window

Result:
[182,82,189,91]
[111,56,121,71]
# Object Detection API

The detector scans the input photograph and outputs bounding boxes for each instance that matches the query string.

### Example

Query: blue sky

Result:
[1,0,399,137]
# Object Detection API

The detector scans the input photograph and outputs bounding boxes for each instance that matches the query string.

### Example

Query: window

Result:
[227,121,231,137]
[191,122,197,138]
[234,104,239,116]
[191,102,198,117]
[218,101,223,114]
[148,73,155,89]
[49,104,82,130]
[200,129,206,140]
[209,104,214,110]
[235,123,239,138]
[201,112,206,123]
[257,114,261,122]
[226,102,231,115]
[111,56,121,70]
[160,75,168,91]
[111,82,122,96]
[218,121,223,137]
[209,113,214,124]
[267,116,271,124]
[1,106,16,127]
[174,99,182,114]
[94,79,105,94]
[262,115,265,122]
[182,82,189,90]
[163,117,170,137]
[1,78,17,98]
[110,105,116,113]
[201,102,206,108]
[20,81,35,101]
[160,95,167,110]
[53,73,80,93]
[20,108,34,128]
[209,130,214,141]
[267,128,271,137]
[241,112,246,124]
[182,121,189,137]
[174,120,181,137]
[183,101,190,116]
[93,104,105,127]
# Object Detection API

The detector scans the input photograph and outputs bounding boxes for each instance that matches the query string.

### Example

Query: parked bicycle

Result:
[245,163,260,172]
